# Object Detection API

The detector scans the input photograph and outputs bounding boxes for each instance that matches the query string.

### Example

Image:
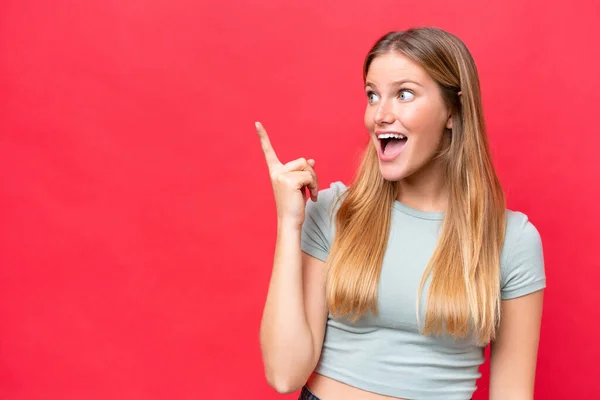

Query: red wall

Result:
[1,0,598,398]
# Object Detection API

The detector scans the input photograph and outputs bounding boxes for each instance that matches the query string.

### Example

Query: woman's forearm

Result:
[259,221,316,393]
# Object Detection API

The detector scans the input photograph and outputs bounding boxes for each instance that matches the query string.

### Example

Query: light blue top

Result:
[300,181,546,400]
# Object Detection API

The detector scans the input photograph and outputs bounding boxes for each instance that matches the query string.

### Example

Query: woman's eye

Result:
[367,92,380,103]
[399,89,414,101]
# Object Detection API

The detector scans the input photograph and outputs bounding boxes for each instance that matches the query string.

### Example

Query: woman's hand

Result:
[256,121,319,227]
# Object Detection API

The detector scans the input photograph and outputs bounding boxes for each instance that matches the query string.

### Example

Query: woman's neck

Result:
[397,160,448,213]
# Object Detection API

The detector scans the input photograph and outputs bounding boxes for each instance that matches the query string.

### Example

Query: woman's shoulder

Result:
[301,181,348,260]
[318,180,348,196]
[504,209,542,248]
[312,180,348,209]
[500,209,546,299]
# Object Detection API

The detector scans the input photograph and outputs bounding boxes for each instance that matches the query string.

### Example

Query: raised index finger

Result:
[255,121,281,168]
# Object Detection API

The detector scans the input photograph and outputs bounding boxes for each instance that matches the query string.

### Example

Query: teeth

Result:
[377,133,406,140]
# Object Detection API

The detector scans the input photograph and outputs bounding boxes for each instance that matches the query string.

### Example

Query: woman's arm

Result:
[489,290,544,399]
[255,121,328,393]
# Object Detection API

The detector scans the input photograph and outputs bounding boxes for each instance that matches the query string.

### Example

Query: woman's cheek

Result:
[364,109,374,130]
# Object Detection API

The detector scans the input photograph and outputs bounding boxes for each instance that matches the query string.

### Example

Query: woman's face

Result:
[364,52,453,182]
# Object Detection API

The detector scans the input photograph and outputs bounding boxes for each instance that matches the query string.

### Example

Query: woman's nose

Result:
[374,101,396,125]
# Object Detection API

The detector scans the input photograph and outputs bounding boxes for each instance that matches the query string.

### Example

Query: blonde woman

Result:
[257,27,545,400]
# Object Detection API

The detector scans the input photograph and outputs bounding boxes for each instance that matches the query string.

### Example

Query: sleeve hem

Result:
[501,279,546,300]
[301,244,329,262]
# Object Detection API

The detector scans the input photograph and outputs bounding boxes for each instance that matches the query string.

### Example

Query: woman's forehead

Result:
[366,53,430,86]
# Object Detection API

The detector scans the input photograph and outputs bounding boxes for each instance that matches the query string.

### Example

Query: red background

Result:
[1,0,599,398]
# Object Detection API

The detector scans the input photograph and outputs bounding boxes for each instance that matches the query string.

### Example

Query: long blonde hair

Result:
[326,27,506,344]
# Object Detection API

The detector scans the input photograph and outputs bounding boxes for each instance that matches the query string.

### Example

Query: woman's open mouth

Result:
[377,132,407,160]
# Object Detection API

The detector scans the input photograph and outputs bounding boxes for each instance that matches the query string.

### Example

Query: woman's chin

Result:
[379,165,406,182]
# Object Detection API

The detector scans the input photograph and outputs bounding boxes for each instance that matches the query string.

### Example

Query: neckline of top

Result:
[393,200,445,221]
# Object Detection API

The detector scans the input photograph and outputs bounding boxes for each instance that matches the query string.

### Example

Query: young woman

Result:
[257,27,545,400]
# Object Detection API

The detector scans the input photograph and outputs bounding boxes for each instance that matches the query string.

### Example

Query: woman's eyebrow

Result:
[393,79,423,87]
[364,79,423,89]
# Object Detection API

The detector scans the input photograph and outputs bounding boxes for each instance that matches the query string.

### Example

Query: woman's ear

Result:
[445,113,453,130]
[446,91,462,130]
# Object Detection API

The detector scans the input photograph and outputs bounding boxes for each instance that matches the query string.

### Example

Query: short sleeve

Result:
[501,215,546,299]
[300,181,345,262]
